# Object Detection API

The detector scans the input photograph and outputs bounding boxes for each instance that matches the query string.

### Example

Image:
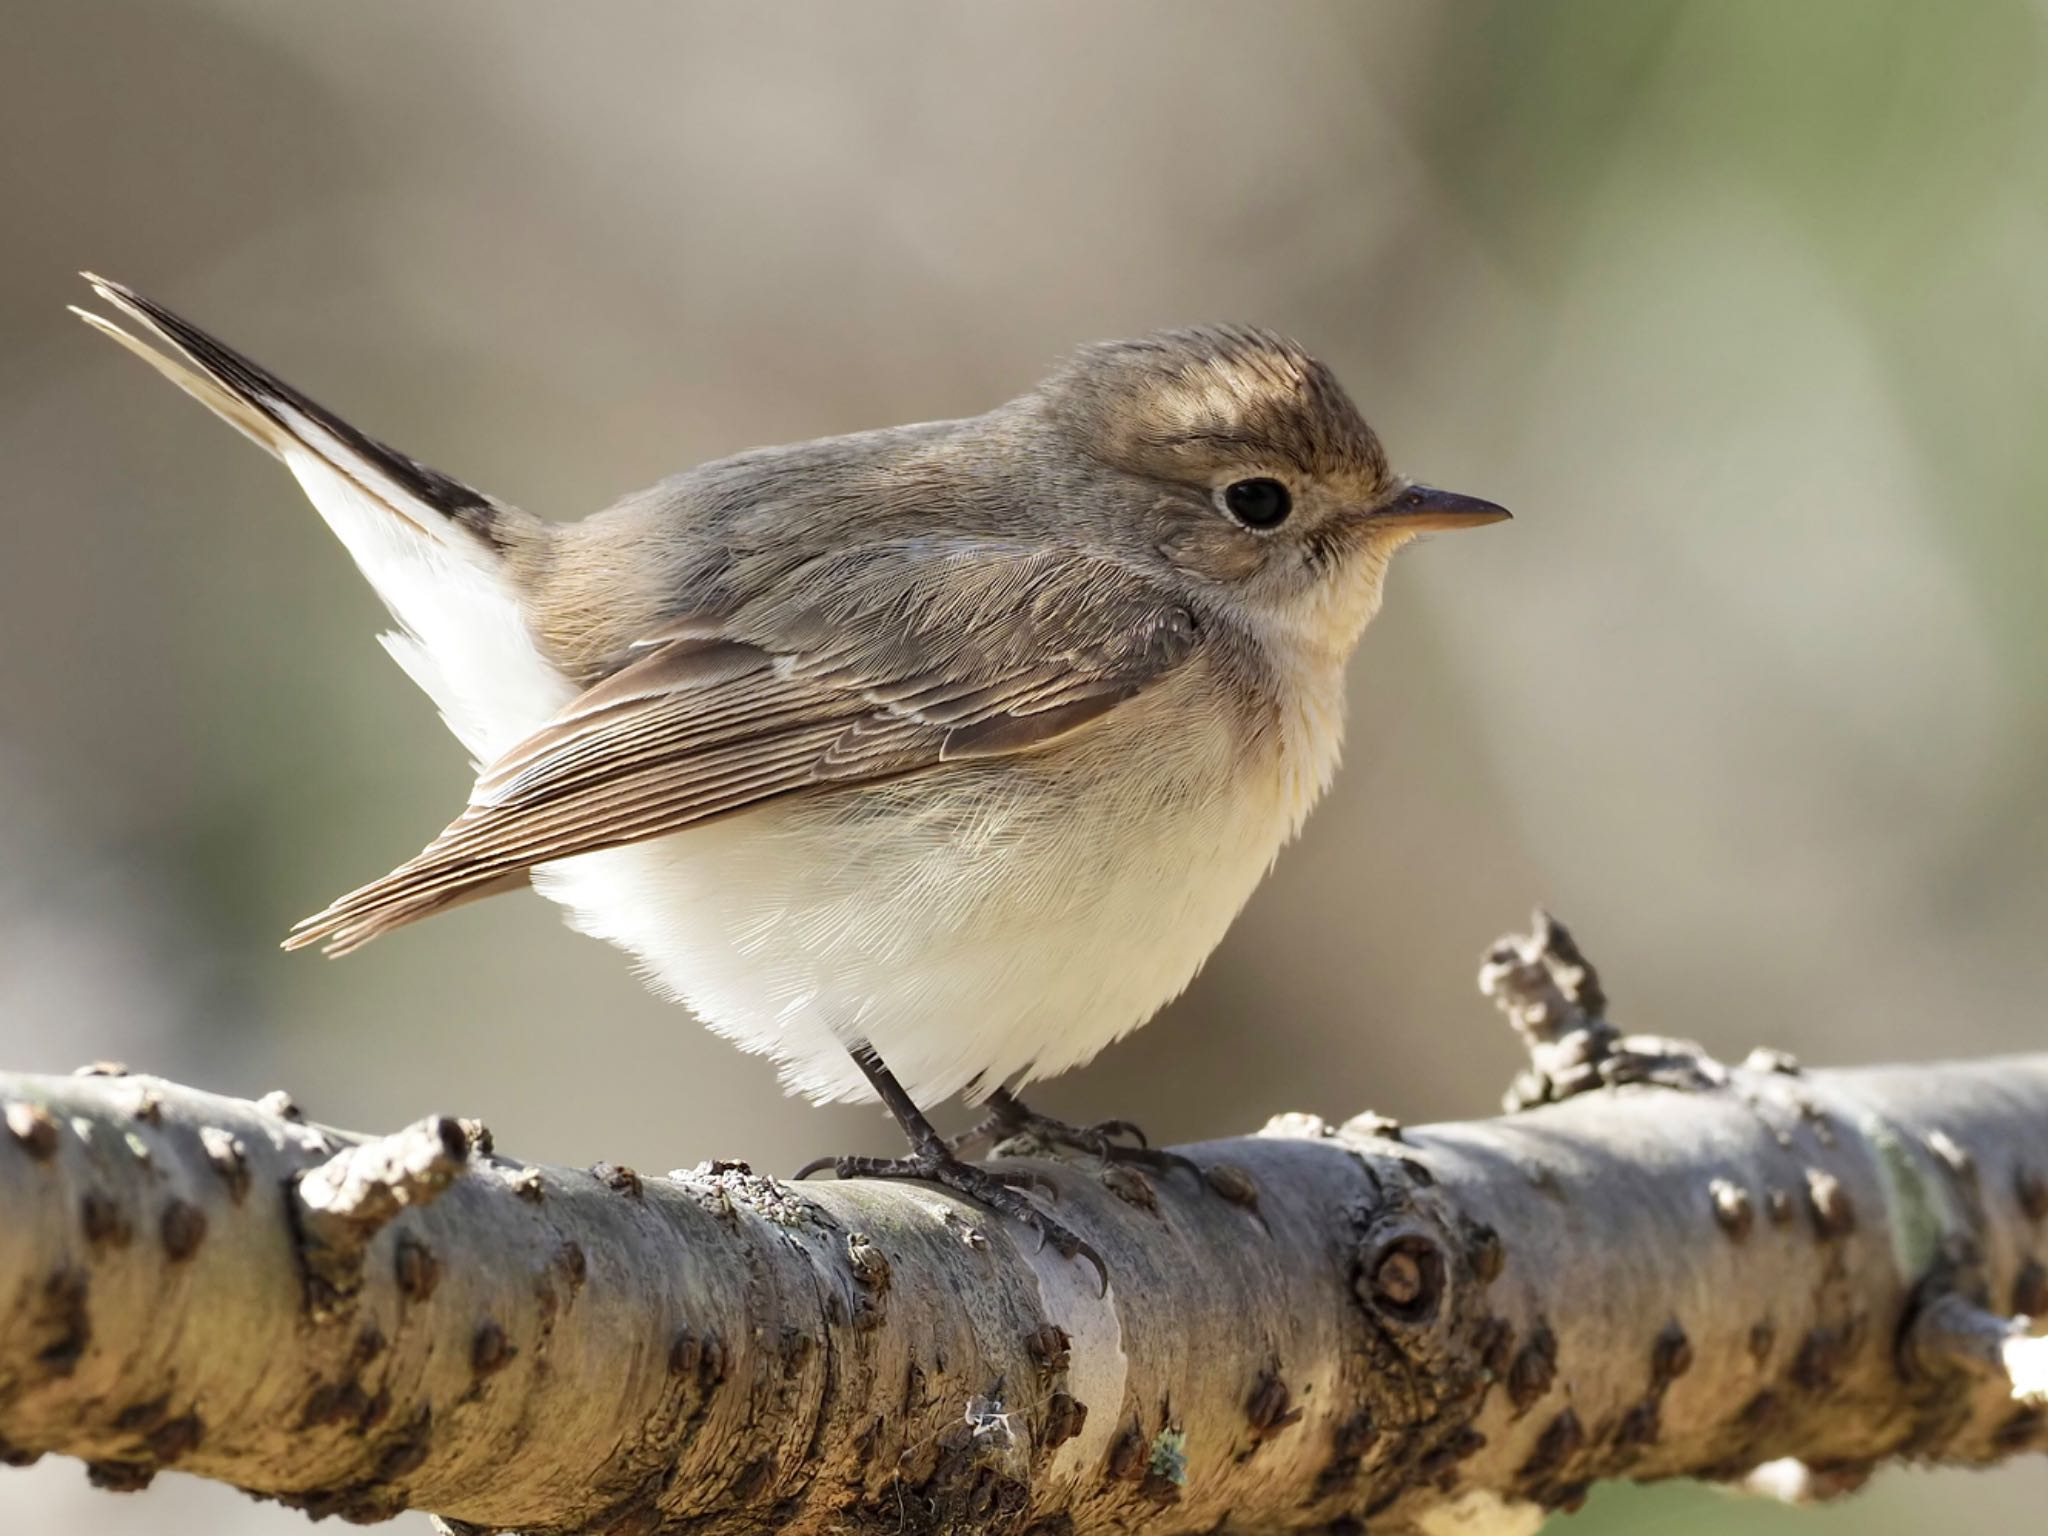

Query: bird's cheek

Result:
[1304,539,1397,648]
[1152,513,1267,584]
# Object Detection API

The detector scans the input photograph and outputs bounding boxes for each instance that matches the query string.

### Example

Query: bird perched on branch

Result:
[75,276,1508,1275]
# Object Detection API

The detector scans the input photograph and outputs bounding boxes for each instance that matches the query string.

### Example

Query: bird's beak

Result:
[1369,484,1512,532]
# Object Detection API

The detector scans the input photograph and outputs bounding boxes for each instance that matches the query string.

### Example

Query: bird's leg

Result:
[960,1087,1204,1183]
[793,1043,1107,1290]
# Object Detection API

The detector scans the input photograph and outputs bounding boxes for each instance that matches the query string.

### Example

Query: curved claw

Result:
[1087,1118,1150,1149]
[1118,1145,1206,1184]
[991,1164,1063,1199]
[791,1154,840,1182]
[1074,1238,1110,1297]
[1005,1204,1109,1296]
[1034,1223,1109,1296]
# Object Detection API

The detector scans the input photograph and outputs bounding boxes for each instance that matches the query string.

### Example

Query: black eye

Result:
[1219,477,1292,529]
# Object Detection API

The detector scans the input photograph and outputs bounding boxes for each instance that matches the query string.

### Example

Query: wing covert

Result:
[288,544,1198,952]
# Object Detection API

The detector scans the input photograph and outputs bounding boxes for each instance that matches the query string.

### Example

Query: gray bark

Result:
[0,919,2042,1533]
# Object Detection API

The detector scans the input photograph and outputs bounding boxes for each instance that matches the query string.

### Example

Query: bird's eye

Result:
[1218,477,1292,530]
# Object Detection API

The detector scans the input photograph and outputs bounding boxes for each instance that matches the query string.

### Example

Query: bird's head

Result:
[1036,326,1508,653]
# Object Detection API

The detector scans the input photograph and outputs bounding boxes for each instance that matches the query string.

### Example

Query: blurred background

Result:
[3,1,2044,1530]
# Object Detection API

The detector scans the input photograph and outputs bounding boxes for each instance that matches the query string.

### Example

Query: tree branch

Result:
[0,918,2042,1533]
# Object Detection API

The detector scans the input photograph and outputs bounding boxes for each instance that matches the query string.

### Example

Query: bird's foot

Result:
[964,1091,1205,1184]
[793,1147,1107,1293]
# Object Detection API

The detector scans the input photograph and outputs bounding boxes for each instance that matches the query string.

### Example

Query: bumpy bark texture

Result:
[0,919,2042,1534]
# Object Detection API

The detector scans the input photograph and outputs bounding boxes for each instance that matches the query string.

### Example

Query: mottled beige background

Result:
[3,1,2044,1531]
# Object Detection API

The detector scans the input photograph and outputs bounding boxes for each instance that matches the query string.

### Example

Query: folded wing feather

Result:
[290,547,1200,953]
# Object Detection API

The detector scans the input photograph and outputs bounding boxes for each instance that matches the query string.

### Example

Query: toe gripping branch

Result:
[962,1090,1206,1185]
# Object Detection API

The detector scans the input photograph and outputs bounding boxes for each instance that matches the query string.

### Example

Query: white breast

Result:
[530,662,1346,1107]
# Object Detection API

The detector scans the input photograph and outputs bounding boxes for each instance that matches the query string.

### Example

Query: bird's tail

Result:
[72,275,572,764]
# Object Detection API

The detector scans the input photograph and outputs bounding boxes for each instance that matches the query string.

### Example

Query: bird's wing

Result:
[289,544,1200,952]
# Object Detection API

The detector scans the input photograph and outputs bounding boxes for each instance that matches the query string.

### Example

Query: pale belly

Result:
[528,696,1307,1107]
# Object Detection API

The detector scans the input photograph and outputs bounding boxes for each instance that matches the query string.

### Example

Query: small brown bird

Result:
[75,276,1507,1272]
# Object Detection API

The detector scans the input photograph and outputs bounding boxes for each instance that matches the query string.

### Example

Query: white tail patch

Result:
[74,276,572,761]
[270,436,572,761]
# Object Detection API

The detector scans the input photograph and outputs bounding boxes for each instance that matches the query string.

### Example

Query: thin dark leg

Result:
[964,1087,1204,1183]
[848,1044,951,1158]
[792,1042,1107,1292]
